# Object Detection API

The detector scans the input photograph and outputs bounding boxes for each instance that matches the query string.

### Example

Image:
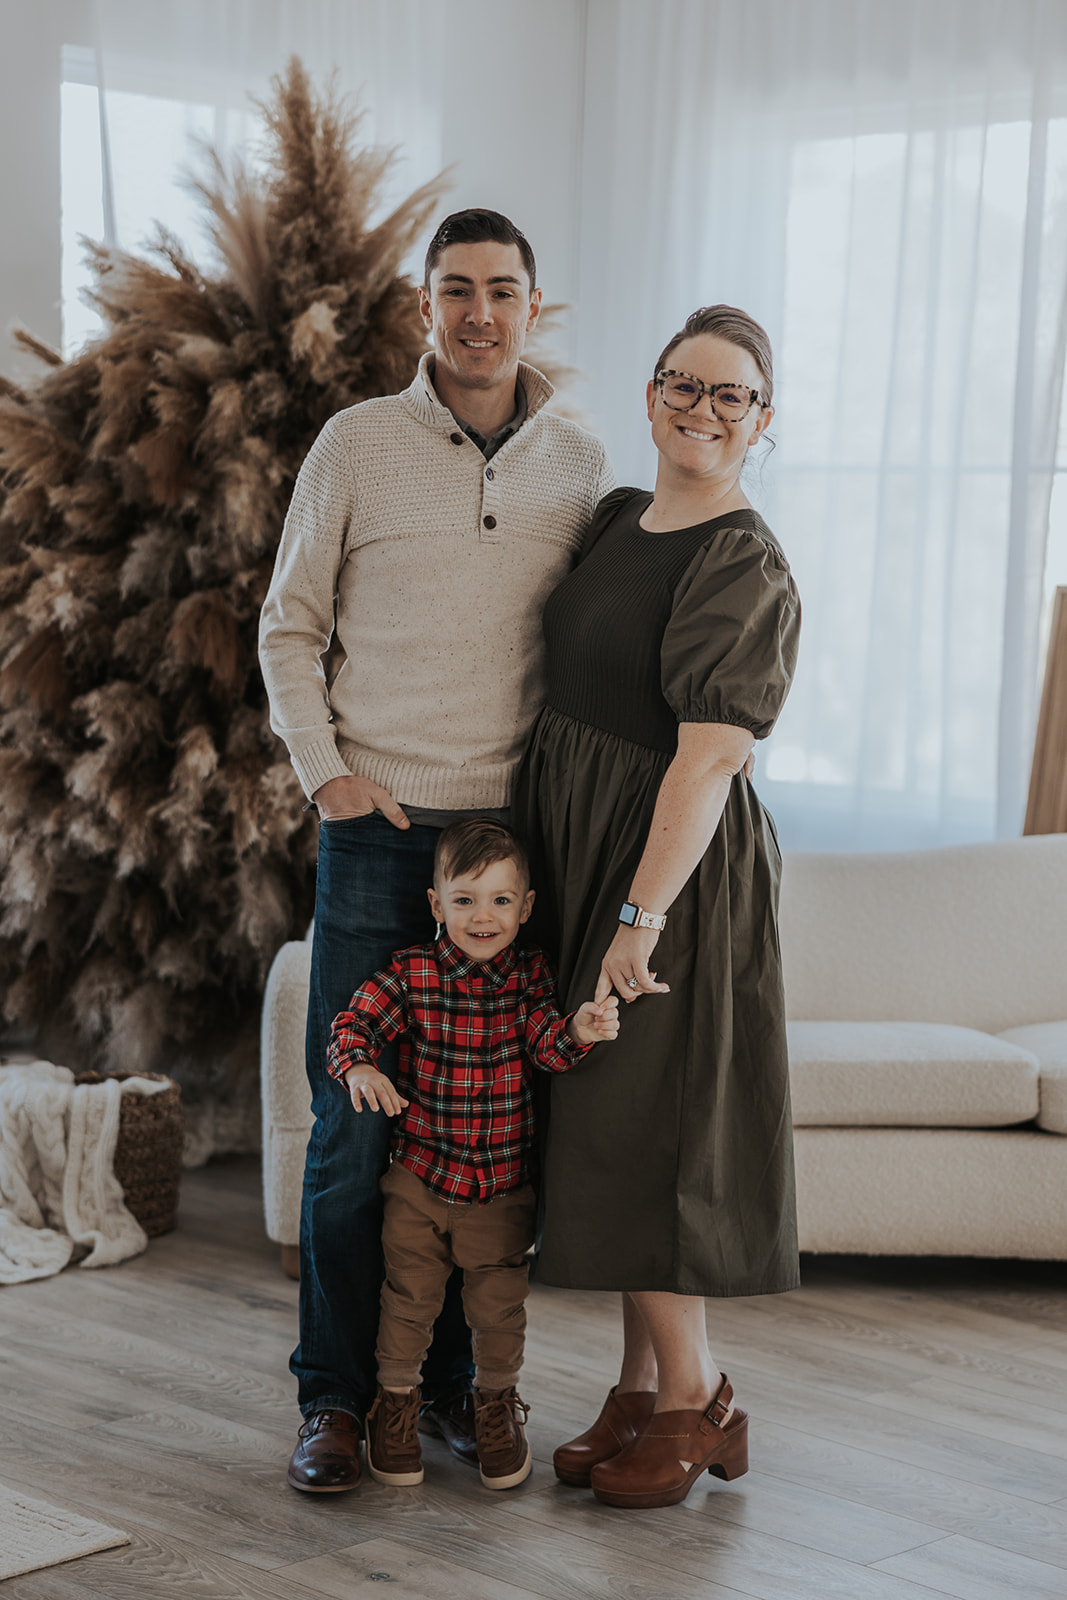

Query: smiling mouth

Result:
[678,425,720,441]
[460,339,496,349]
[469,931,500,939]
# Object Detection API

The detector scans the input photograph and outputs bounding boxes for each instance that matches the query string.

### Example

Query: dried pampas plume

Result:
[0,60,458,1126]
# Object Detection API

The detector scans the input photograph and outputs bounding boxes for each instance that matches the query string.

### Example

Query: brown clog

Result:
[553,1386,657,1486]
[590,1375,748,1508]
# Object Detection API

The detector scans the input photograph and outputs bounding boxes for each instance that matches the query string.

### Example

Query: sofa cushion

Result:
[779,837,1067,1032]
[787,1021,1039,1127]
[996,1021,1067,1136]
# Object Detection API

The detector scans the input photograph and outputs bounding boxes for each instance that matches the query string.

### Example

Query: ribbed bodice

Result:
[543,491,769,754]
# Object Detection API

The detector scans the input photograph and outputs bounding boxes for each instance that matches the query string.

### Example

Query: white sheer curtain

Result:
[62,0,443,351]
[92,0,443,166]
[580,0,1067,849]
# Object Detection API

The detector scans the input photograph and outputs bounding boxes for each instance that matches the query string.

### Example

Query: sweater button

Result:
[483,514,497,530]
[450,431,464,445]
[485,466,494,480]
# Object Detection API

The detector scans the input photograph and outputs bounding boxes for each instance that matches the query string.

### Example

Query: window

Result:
[61,45,259,356]
[754,117,1067,847]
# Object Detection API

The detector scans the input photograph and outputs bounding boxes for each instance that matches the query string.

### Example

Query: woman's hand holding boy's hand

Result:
[569,995,621,1046]
[595,924,670,1004]
[343,1065,410,1116]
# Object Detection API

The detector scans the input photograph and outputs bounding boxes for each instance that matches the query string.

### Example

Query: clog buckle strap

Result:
[706,1375,734,1429]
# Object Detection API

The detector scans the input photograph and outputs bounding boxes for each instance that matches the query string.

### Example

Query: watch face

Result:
[619,903,638,926]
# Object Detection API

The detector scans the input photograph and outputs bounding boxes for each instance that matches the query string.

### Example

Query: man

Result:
[259,208,615,1492]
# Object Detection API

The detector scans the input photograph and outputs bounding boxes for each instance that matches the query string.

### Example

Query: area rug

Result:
[0,1483,129,1580]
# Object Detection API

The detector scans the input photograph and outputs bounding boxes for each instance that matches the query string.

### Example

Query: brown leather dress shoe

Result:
[286,1408,363,1493]
[590,1375,748,1509]
[553,1387,657,1486]
[419,1389,478,1466]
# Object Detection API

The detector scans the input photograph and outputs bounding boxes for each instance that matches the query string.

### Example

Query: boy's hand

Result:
[343,1065,409,1116]
[568,996,621,1047]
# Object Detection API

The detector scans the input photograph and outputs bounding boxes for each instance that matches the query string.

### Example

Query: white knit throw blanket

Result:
[0,1061,170,1284]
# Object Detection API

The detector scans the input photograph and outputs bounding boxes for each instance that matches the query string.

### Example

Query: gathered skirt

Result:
[512,706,800,1297]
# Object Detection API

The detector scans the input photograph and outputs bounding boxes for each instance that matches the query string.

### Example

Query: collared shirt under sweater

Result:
[326,937,591,1203]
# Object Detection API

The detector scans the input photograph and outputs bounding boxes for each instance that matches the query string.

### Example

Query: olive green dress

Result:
[511,487,802,1297]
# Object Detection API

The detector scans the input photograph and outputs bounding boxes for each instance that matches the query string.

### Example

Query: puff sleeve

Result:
[661,526,800,739]
[577,486,636,559]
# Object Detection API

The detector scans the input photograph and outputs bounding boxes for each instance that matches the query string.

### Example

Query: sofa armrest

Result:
[261,939,313,1246]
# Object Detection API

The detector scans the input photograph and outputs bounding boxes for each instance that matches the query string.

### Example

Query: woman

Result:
[512,305,800,1510]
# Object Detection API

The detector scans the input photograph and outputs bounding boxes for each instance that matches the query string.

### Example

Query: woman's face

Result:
[646,333,772,486]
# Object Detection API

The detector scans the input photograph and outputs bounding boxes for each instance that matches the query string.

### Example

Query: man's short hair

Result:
[433,816,530,890]
[423,209,537,292]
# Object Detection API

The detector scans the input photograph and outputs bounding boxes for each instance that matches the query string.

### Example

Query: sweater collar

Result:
[403,350,553,431]
[436,933,518,988]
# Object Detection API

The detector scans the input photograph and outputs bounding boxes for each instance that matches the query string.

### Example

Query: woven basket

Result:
[75,1070,184,1236]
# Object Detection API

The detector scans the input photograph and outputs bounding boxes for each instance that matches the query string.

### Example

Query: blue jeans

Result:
[291,812,474,1421]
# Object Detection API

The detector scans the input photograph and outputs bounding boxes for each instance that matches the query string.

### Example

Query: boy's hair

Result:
[433,817,530,890]
[423,208,537,292]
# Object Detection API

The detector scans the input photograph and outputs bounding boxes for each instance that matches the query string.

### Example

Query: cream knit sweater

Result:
[259,354,615,807]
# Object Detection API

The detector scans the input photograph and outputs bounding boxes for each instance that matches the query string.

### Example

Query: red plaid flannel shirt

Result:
[326,937,591,1202]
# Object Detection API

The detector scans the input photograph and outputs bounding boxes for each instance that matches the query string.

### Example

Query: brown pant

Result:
[376,1160,535,1392]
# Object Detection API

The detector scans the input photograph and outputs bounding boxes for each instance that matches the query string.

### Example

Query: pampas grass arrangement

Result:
[0,60,450,1136]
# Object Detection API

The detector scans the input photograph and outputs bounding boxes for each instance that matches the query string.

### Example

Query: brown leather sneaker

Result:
[419,1389,478,1466]
[287,1408,363,1493]
[474,1386,532,1490]
[553,1387,656,1486]
[366,1385,425,1486]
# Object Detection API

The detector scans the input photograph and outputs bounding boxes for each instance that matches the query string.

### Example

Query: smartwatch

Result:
[619,901,667,932]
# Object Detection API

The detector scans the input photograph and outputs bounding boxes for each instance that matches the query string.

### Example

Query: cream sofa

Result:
[781,834,1067,1258]
[261,836,1067,1264]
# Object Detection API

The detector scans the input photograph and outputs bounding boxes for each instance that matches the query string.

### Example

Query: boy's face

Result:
[428,858,535,964]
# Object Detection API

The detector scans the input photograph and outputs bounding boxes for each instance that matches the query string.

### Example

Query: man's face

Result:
[419,241,542,397]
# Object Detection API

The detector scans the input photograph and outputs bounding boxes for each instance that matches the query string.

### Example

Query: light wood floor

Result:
[2,1157,1066,1599]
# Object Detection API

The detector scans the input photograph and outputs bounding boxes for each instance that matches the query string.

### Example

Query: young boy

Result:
[326,817,618,1491]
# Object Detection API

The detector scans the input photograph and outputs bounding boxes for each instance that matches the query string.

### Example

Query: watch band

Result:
[619,900,667,932]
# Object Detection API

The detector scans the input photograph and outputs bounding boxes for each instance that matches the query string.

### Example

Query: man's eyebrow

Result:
[438,273,523,286]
